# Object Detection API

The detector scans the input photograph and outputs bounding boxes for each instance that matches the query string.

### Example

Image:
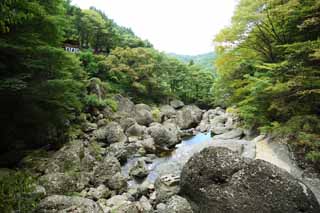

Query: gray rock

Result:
[92,156,121,186]
[36,195,103,213]
[85,185,111,200]
[148,123,180,150]
[39,172,89,195]
[137,138,157,153]
[136,196,153,212]
[44,141,82,173]
[180,147,320,213]
[170,100,185,109]
[135,108,154,126]
[176,105,203,130]
[115,95,135,114]
[213,128,243,140]
[126,123,146,138]
[108,172,128,194]
[156,203,167,213]
[106,142,139,164]
[119,117,136,131]
[160,105,176,121]
[129,159,149,179]
[155,174,180,203]
[98,194,133,212]
[135,103,152,112]
[94,122,127,144]
[165,195,193,213]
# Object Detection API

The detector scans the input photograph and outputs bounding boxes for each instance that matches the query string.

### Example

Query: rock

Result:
[165,195,193,213]
[176,105,203,130]
[160,105,176,121]
[135,103,152,112]
[115,95,135,114]
[19,150,50,175]
[99,194,133,212]
[94,122,127,144]
[106,142,139,164]
[85,185,111,201]
[135,108,153,126]
[137,138,157,153]
[155,174,180,203]
[180,147,320,213]
[129,159,149,179]
[44,141,82,174]
[213,128,243,140]
[83,122,98,132]
[126,123,146,138]
[119,117,136,131]
[31,185,46,199]
[170,100,184,109]
[108,172,128,194]
[136,196,153,212]
[92,156,121,186]
[156,203,167,213]
[39,172,89,195]
[148,123,180,150]
[35,195,103,213]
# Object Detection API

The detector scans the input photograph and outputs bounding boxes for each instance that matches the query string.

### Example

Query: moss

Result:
[151,107,161,122]
[88,141,104,162]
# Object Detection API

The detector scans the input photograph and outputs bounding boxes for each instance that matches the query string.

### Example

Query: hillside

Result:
[169,52,216,71]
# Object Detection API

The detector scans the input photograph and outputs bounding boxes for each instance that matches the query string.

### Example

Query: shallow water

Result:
[122,133,212,186]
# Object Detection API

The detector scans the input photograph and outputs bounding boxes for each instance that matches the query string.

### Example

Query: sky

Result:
[72,0,237,55]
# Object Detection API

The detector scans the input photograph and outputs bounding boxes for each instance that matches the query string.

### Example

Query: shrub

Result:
[0,171,38,213]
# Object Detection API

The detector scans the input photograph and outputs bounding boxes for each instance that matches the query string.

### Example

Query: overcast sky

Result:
[72,0,237,55]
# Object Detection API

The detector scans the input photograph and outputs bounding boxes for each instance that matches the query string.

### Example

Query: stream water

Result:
[122,133,213,186]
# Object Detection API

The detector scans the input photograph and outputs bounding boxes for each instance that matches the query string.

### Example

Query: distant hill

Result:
[168,52,216,71]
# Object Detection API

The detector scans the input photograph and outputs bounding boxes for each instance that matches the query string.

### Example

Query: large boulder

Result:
[164,195,193,213]
[135,103,152,112]
[39,172,89,195]
[92,156,121,186]
[114,95,135,114]
[176,105,203,130]
[35,195,103,213]
[180,147,320,213]
[134,106,153,126]
[125,123,146,138]
[106,142,139,164]
[160,105,176,121]
[147,123,180,150]
[94,122,127,144]
[170,100,184,109]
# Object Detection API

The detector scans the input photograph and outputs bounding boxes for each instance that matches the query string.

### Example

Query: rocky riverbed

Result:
[3,96,320,212]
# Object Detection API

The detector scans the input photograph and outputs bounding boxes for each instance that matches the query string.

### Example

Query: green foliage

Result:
[169,52,216,72]
[0,171,38,213]
[0,0,86,153]
[214,0,320,164]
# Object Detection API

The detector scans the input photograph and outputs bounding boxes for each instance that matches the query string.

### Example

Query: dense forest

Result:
[0,0,214,158]
[213,0,320,166]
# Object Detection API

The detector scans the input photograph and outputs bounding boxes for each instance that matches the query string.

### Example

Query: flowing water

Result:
[122,133,213,186]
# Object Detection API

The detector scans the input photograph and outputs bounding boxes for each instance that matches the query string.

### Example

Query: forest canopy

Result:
[0,0,214,158]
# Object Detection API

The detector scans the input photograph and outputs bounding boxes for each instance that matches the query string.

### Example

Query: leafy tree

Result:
[0,0,86,154]
[214,0,320,165]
